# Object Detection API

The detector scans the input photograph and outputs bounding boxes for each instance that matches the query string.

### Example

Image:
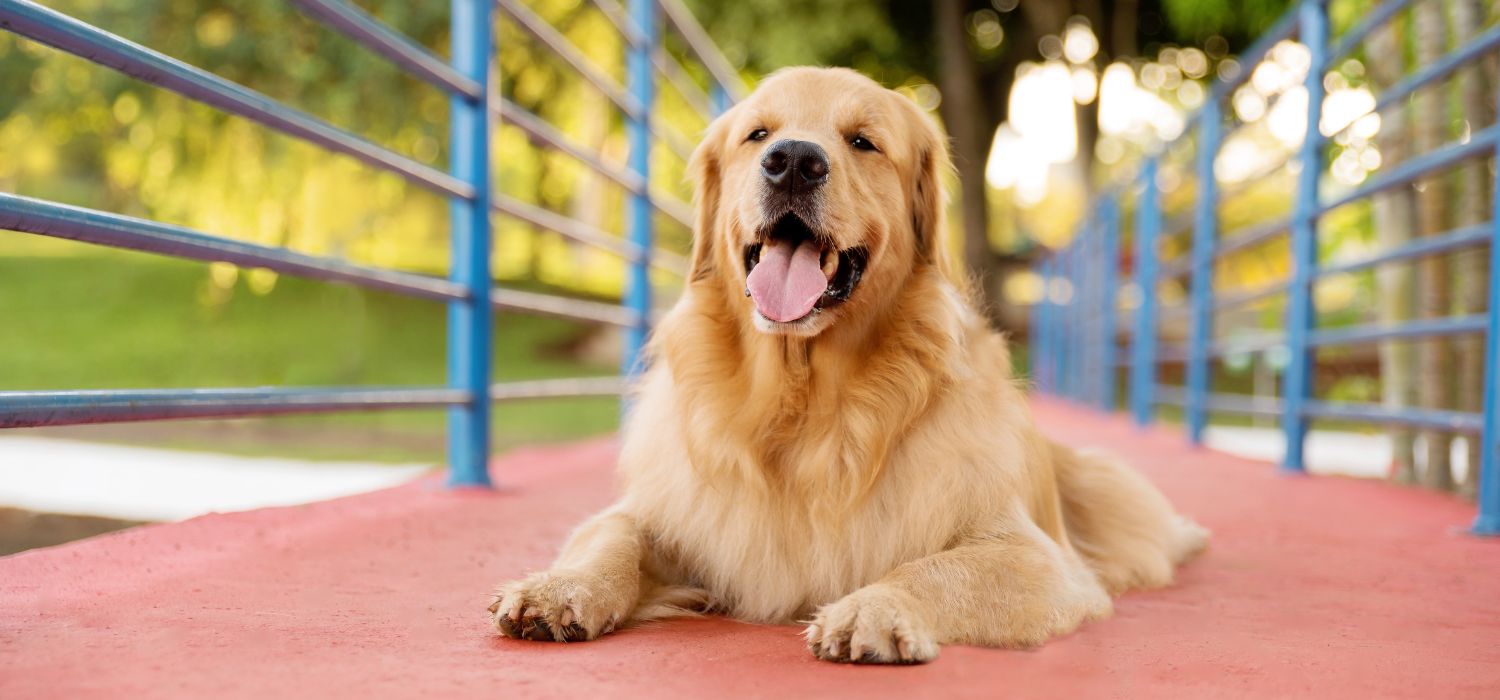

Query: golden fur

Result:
[489,67,1208,663]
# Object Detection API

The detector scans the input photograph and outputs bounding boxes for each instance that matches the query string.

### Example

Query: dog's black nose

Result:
[761,140,829,193]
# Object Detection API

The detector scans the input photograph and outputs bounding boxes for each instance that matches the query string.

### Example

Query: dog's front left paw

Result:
[804,585,939,664]
[488,570,630,643]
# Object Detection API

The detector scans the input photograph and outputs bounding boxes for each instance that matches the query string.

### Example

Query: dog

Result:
[489,67,1208,664]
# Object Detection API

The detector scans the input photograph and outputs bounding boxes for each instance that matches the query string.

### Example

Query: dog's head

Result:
[687,67,951,337]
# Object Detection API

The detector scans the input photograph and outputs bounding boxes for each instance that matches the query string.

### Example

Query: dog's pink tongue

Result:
[747,239,827,322]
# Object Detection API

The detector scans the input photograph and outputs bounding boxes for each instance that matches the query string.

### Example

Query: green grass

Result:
[2,236,621,462]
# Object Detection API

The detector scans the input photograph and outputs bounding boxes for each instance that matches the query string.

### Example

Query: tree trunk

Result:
[1451,0,1494,497]
[1414,0,1453,491]
[1110,0,1138,59]
[1368,19,1419,484]
[934,0,1005,324]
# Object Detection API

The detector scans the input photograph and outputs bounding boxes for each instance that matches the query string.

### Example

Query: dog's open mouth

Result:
[742,213,866,324]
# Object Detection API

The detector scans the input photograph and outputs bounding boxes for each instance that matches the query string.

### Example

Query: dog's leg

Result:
[489,507,646,642]
[805,518,1112,664]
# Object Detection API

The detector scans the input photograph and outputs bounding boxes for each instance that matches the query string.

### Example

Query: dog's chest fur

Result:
[637,454,966,623]
[621,371,1005,623]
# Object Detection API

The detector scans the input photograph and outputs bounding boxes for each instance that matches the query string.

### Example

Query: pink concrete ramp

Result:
[3,399,1499,699]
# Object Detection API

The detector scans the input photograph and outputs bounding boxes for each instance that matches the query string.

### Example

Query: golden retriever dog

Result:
[489,67,1208,664]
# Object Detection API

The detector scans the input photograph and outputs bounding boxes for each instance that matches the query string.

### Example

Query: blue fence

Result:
[1031,0,1500,534]
[0,0,742,486]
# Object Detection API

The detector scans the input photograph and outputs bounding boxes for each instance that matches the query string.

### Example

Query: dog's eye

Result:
[747,128,769,142]
[850,135,878,152]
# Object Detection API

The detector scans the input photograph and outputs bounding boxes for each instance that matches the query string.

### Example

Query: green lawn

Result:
[2,235,622,462]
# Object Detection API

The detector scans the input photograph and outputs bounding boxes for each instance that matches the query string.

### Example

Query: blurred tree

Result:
[1367,17,1418,484]
[1414,0,1453,491]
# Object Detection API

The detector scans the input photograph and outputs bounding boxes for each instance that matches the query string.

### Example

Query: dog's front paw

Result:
[804,585,939,664]
[488,570,631,642]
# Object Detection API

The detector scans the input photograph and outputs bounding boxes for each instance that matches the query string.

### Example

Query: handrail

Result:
[290,0,482,98]
[655,0,747,102]
[0,0,471,199]
[1032,0,1500,535]
[0,0,744,489]
[497,98,647,193]
[490,287,641,328]
[490,376,627,400]
[0,193,467,301]
[0,387,468,428]
[495,0,643,119]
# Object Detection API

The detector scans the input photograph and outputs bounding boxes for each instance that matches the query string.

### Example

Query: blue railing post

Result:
[1279,0,1328,472]
[621,0,657,379]
[710,83,732,117]
[1059,248,1071,398]
[1473,85,1500,536]
[445,0,494,488]
[1131,158,1161,426]
[1186,98,1222,444]
[1076,224,1091,402]
[1031,261,1045,389]
[1087,217,1103,405]
[1065,244,1080,400]
[1041,257,1057,392]
[1099,197,1121,411]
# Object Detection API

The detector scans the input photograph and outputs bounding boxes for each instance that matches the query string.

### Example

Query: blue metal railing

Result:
[0,0,743,486]
[1031,0,1500,535]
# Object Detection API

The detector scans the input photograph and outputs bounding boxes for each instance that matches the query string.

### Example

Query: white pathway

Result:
[0,427,1471,523]
[0,436,430,522]
[1204,425,1472,481]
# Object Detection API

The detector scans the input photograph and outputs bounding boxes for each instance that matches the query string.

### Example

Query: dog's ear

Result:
[687,109,733,284]
[905,97,953,270]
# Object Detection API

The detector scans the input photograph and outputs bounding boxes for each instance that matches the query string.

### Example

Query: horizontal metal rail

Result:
[653,46,714,118]
[289,0,481,98]
[1214,333,1285,356]
[650,187,694,227]
[1321,124,1499,213]
[1328,0,1414,61]
[490,194,688,274]
[591,0,645,48]
[649,116,698,162]
[1158,255,1194,279]
[490,287,641,327]
[655,0,746,101]
[0,387,467,428]
[1217,217,1289,257]
[495,0,643,119]
[1302,401,1483,433]
[1206,393,1284,417]
[1214,280,1289,312]
[1162,213,1194,240]
[0,0,471,199]
[490,376,626,400]
[494,100,694,228]
[0,193,466,301]
[1155,384,1187,406]
[1368,24,1500,127]
[1306,314,1487,347]
[497,98,646,193]
[1317,222,1492,278]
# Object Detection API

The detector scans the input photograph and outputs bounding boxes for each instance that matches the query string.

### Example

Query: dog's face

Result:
[688,68,949,337]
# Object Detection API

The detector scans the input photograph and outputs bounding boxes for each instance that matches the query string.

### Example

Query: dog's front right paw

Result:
[488,570,630,642]
[804,585,939,664]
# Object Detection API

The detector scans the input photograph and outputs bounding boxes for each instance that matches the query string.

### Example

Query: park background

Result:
[2,0,1496,544]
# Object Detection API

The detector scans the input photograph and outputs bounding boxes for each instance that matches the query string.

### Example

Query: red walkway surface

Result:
[3,398,1498,699]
